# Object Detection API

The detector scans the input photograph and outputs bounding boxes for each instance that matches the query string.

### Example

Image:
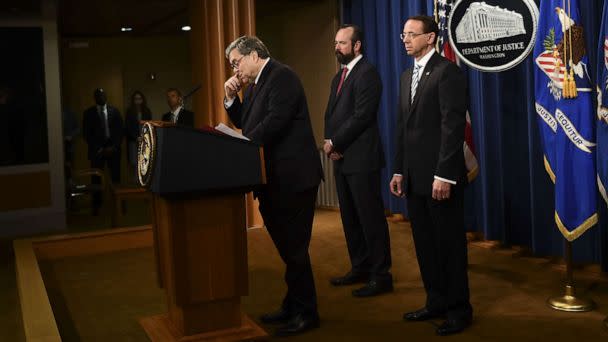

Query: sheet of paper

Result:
[215,123,250,141]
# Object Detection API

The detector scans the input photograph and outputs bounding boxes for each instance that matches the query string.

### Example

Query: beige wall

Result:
[256,0,339,146]
[61,34,192,174]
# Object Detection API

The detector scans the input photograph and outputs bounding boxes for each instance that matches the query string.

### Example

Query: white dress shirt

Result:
[171,105,183,123]
[97,104,110,138]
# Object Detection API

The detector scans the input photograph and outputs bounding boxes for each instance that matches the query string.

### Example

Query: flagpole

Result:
[547,240,595,311]
[434,0,439,53]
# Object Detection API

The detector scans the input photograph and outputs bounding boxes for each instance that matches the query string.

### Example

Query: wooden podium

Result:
[137,122,268,341]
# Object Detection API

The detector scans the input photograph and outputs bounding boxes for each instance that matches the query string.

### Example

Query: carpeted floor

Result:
[22,209,608,341]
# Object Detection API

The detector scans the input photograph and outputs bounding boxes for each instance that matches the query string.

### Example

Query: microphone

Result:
[183,84,202,100]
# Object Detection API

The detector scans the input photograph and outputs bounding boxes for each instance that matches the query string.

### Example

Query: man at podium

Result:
[223,35,323,337]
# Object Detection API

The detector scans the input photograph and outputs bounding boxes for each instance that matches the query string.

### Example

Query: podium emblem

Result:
[138,122,156,187]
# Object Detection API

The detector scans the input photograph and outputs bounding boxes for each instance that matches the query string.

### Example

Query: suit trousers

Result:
[90,150,121,208]
[335,170,392,282]
[406,184,472,320]
[258,186,319,318]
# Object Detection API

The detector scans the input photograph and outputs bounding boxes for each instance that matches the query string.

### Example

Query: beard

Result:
[335,49,355,65]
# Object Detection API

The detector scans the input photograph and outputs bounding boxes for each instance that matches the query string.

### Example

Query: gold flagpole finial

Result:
[567,0,577,98]
[434,0,440,53]
[560,1,571,98]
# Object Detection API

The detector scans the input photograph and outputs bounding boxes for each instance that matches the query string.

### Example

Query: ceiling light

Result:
[181,26,191,32]
[121,27,133,32]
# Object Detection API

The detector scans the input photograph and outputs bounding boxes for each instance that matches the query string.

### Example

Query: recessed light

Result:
[181,26,191,31]
[121,27,133,32]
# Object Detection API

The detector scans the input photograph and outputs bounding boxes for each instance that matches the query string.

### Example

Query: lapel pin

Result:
[425,71,430,75]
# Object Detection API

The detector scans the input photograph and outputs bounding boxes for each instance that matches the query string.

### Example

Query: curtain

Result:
[189,0,255,127]
[342,0,608,268]
[189,0,262,228]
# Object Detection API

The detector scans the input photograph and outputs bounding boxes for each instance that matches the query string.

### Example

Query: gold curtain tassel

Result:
[569,71,578,98]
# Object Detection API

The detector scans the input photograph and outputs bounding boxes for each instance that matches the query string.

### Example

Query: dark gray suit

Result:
[226,59,322,318]
[394,52,472,320]
[324,58,391,282]
[82,104,123,208]
[162,108,194,127]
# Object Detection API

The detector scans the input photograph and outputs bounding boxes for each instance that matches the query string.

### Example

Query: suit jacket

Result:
[125,109,152,142]
[83,104,123,160]
[324,58,385,174]
[226,59,322,193]
[162,108,194,127]
[393,52,467,195]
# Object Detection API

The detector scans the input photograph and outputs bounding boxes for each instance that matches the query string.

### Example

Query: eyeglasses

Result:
[230,55,246,69]
[400,32,428,40]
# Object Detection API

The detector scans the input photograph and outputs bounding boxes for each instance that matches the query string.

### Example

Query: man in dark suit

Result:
[324,25,392,297]
[161,88,194,127]
[390,16,472,336]
[223,35,322,337]
[82,88,123,214]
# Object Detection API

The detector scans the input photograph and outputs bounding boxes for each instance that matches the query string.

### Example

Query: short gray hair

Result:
[225,35,271,59]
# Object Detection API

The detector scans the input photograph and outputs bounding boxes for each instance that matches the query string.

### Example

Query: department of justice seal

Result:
[137,122,156,187]
[448,0,539,72]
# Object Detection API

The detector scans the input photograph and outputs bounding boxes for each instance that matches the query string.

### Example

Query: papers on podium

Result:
[215,123,250,141]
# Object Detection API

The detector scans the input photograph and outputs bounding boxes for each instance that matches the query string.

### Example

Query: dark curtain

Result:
[342,0,608,269]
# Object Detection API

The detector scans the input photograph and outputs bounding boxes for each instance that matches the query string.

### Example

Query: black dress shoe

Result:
[259,308,291,325]
[436,318,471,336]
[403,308,445,321]
[274,314,320,337]
[351,280,393,297]
[330,271,368,286]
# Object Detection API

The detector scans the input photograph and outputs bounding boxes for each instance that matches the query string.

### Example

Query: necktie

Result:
[100,108,110,138]
[411,64,421,104]
[336,67,348,95]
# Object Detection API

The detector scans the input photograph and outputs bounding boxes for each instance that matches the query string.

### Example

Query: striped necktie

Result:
[411,64,421,104]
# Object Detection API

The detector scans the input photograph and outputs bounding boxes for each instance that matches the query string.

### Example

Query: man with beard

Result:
[324,24,392,297]
[223,36,322,336]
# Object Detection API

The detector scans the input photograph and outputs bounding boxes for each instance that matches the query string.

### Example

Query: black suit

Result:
[324,58,391,282]
[226,59,322,318]
[125,109,151,143]
[83,104,123,208]
[394,52,472,320]
[161,108,194,127]
[125,109,152,167]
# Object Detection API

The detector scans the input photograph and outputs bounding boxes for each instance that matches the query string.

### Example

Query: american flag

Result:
[436,0,479,181]
[604,38,608,87]
[436,0,457,62]
[535,51,566,88]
